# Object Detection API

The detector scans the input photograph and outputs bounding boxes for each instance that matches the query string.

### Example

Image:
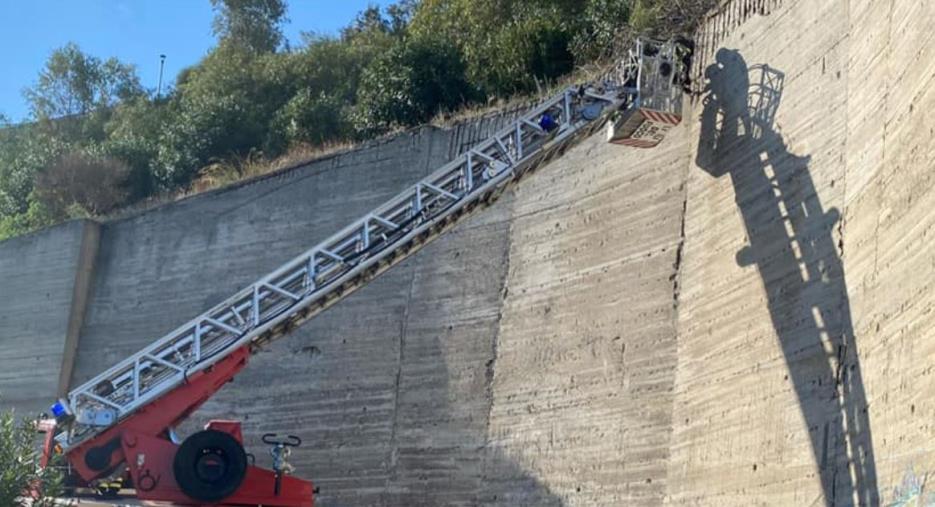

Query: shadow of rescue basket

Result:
[606,37,693,148]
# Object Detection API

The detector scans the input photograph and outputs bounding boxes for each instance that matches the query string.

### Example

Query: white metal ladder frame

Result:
[59,48,653,450]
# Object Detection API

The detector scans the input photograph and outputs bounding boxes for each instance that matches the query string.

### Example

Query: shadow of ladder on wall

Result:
[696,51,879,506]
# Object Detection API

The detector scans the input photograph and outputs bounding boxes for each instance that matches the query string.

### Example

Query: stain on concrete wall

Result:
[887,467,935,507]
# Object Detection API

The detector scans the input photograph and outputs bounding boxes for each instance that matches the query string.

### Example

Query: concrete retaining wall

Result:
[0,219,98,416]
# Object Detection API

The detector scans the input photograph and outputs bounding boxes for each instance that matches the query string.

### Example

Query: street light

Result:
[157,54,166,99]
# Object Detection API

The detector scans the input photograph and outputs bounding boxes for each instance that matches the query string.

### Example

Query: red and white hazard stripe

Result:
[641,109,681,125]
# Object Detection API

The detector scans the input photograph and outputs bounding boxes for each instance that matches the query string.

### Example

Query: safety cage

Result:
[606,37,693,148]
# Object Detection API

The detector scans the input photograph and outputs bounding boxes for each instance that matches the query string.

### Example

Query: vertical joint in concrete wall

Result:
[57,219,101,398]
[672,190,689,309]
[386,267,418,481]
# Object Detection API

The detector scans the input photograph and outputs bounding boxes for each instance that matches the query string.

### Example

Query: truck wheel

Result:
[173,430,247,502]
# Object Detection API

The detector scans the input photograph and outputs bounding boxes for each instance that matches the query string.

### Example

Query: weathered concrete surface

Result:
[0,220,97,415]
[486,125,689,506]
[669,0,935,505]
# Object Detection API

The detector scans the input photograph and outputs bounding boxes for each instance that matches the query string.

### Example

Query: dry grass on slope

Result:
[190,141,359,193]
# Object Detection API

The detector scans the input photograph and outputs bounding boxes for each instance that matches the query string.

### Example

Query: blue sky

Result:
[0,0,396,122]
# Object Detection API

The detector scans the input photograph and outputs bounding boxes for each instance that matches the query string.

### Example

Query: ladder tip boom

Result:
[606,37,694,148]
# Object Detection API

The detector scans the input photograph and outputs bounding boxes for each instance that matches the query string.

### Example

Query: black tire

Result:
[173,430,248,502]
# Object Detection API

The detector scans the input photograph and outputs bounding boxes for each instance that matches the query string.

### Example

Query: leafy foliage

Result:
[211,0,288,53]
[408,0,587,94]
[24,42,144,122]
[0,123,69,231]
[0,0,711,242]
[274,89,349,146]
[354,35,472,134]
[0,409,63,507]
[571,0,634,61]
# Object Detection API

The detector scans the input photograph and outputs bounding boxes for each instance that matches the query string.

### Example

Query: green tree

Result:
[273,89,349,146]
[409,0,582,95]
[24,43,144,121]
[386,0,419,35]
[273,33,391,145]
[354,36,473,134]
[21,43,145,152]
[0,408,63,506]
[0,123,69,218]
[571,0,633,61]
[101,96,175,199]
[0,44,142,239]
[341,5,390,41]
[211,0,288,53]
[293,34,381,106]
[335,4,399,58]
[155,45,297,186]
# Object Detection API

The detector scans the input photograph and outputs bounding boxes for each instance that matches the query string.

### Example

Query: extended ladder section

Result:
[57,37,689,450]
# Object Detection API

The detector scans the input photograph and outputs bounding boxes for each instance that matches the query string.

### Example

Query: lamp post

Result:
[157,54,166,99]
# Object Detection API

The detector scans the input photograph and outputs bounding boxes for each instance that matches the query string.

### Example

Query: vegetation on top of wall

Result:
[0,0,715,241]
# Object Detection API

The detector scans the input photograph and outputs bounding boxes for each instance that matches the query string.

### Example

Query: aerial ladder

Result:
[36,37,691,506]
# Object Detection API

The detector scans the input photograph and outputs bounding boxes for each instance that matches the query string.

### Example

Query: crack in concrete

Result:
[385,265,418,486]
[482,203,514,448]
[474,196,516,505]
[672,183,690,311]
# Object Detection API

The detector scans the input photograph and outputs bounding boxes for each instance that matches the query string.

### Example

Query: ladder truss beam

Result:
[58,50,650,450]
